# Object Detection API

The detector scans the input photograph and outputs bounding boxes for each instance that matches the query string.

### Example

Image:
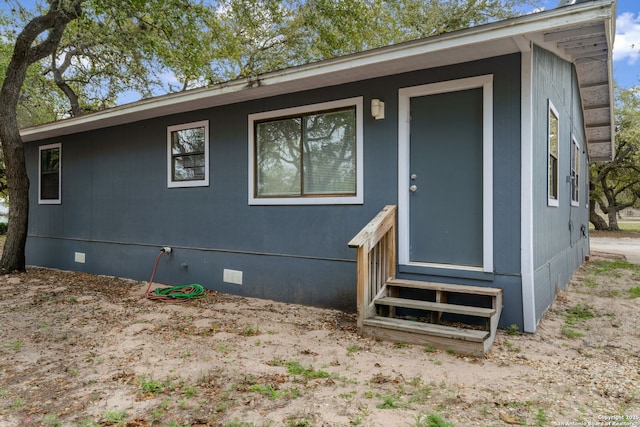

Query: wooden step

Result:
[363,316,488,343]
[375,296,496,318]
[387,278,502,297]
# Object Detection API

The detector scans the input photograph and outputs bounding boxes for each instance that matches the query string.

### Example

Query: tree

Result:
[207,0,300,81]
[589,86,640,231]
[42,0,218,115]
[0,0,83,273]
[1,1,219,120]
[199,0,534,84]
[0,11,62,128]
[288,0,527,63]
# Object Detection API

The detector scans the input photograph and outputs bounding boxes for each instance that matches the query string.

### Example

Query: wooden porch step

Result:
[349,206,502,356]
[363,316,489,343]
[387,278,502,297]
[375,296,496,318]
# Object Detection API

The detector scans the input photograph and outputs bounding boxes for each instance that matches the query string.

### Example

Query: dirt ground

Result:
[1,251,639,427]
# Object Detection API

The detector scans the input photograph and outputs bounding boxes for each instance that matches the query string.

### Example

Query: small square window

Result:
[39,143,61,204]
[167,120,209,188]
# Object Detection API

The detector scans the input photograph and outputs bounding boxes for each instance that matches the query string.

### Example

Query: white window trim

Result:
[571,136,580,207]
[167,120,210,188]
[248,97,364,205]
[39,143,61,205]
[547,100,559,207]
[397,75,494,273]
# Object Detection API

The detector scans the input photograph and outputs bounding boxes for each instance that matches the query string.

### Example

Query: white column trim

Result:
[521,45,537,333]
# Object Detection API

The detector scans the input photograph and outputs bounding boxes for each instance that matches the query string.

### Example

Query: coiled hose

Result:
[143,250,207,303]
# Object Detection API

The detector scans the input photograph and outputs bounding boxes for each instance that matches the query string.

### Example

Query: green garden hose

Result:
[153,284,207,299]
[144,250,208,303]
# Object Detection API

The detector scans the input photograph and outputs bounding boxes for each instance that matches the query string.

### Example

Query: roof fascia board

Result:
[21,0,614,142]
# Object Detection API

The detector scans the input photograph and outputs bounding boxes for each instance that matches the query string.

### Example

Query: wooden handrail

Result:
[348,205,397,330]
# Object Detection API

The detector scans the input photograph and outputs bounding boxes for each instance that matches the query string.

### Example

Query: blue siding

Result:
[531,45,590,321]
[26,53,523,325]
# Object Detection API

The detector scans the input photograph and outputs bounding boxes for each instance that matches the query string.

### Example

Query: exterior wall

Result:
[25,53,523,325]
[531,45,590,322]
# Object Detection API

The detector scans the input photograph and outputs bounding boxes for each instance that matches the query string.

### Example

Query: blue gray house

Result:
[21,0,615,354]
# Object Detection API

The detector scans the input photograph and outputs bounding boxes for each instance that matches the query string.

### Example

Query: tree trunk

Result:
[0,120,29,272]
[597,171,624,231]
[607,210,620,231]
[600,188,621,231]
[0,38,33,273]
[589,199,608,231]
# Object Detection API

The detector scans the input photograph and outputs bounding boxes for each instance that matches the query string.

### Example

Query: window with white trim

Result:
[39,143,61,204]
[248,97,363,205]
[167,120,209,188]
[548,101,559,206]
[571,137,580,206]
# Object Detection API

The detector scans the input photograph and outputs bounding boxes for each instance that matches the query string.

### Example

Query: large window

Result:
[548,101,559,206]
[167,120,209,188]
[248,98,363,205]
[571,137,580,206]
[39,143,61,204]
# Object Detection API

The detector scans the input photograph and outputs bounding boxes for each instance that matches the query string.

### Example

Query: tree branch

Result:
[26,2,82,64]
[51,53,83,116]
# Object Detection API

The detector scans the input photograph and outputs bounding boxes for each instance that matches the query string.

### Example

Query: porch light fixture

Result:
[371,98,385,120]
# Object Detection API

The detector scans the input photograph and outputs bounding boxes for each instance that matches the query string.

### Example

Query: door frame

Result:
[398,75,494,273]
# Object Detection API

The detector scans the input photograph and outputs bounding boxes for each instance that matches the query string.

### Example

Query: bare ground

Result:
[0,252,639,427]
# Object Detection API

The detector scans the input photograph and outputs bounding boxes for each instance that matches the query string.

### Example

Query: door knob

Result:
[409,185,418,192]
